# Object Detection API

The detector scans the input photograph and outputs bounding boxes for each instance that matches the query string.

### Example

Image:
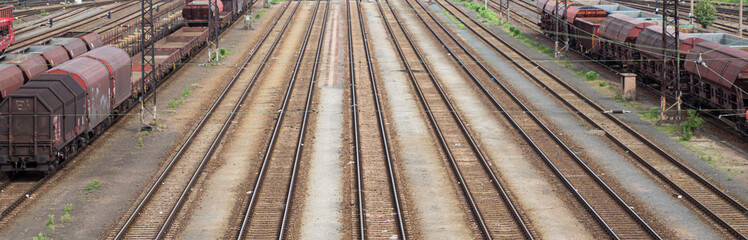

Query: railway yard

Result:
[0,0,747,238]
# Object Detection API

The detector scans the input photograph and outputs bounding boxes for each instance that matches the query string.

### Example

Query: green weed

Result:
[84,180,101,193]
[46,215,55,232]
[33,232,50,240]
[613,94,624,102]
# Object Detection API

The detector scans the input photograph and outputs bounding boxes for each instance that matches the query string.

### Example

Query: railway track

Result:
[8,0,141,52]
[346,0,408,238]
[107,0,299,239]
[0,177,36,212]
[234,0,328,239]
[374,0,534,238]
[446,0,748,238]
[407,0,666,238]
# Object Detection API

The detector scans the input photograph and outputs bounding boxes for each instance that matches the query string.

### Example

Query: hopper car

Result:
[537,0,748,133]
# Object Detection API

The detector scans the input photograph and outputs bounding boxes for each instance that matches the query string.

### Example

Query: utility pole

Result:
[208,0,219,61]
[689,0,694,25]
[739,0,743,36]
[554,0,559,58]
[554,0,568,58]
[661,0,681,121]
[140,0,157,131]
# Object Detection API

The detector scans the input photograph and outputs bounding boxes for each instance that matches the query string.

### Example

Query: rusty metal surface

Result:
[685,41,748,87]
[0,64,24,99]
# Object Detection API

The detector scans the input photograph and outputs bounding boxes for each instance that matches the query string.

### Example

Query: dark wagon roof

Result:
[0,64,24,98]
[684,41,748,88]
[38,37,88,59]
[1,53,49,81]
[635,25,703,58]
[599,13,653,43]
[23,45,70,67]
[82,46,131,79]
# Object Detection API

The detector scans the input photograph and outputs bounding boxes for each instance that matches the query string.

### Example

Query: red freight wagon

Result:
[183,0,224,26]
[0,5,13,55]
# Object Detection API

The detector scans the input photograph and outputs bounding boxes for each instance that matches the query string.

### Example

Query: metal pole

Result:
[562,0,568,56]
[554,0,559,58]
[689,0,694,25]
[740,0,743,36]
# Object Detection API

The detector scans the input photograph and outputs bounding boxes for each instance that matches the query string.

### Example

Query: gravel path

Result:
[298,0,345,238]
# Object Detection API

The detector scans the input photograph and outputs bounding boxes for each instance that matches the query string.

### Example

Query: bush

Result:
[679,109,704,141]
[694,0,717,28]
[585,71,598,81]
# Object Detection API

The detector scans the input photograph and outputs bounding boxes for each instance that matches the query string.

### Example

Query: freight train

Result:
[537,0,748,133]
[0,5,14,55]
[0,0,253,173]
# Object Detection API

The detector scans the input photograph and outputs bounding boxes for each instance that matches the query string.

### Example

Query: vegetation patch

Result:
[255,9,267,20]
[167,85,198,110]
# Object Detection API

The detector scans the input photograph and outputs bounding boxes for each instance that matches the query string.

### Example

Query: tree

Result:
[694,0,717,28]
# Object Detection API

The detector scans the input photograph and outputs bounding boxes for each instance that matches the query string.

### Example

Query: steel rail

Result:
[407,0,664,238]
[345,0,366,237]
[448,0,748,237]
[277,0,329,239]
[112,1,296,238]
[236,0,321,238]
[354,0,408,238]
[376,0,534,238]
